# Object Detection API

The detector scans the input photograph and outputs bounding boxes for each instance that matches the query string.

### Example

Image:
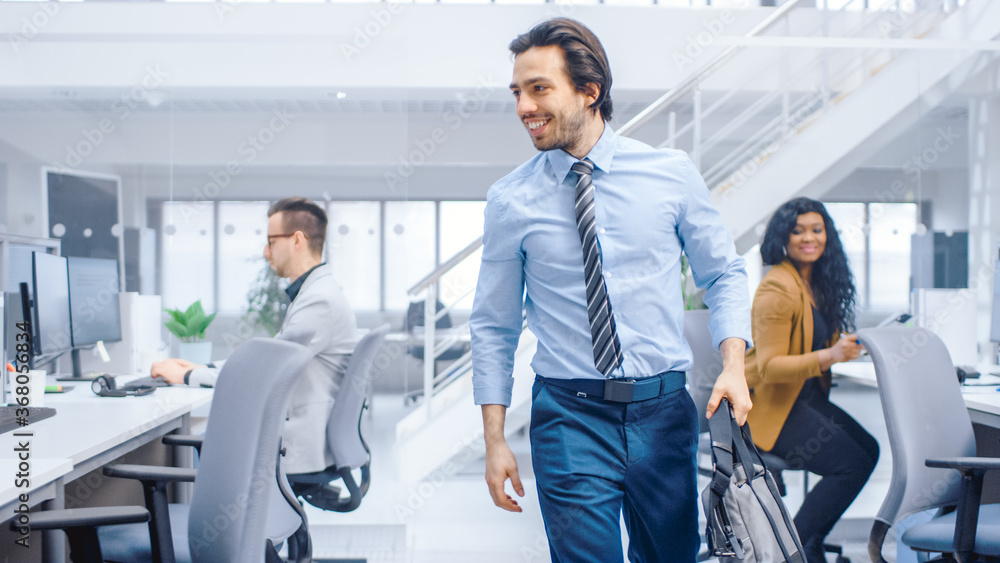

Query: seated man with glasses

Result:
[152,197,358,475]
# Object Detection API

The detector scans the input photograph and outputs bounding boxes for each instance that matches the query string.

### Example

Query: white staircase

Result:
[713,0,1000,253]
[394,330,537,484]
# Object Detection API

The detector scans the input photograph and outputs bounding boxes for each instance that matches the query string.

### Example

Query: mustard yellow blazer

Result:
[745,260,835,451]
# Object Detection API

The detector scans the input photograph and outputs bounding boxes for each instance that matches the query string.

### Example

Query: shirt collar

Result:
[285,263,324,302]
[547,122,617,184]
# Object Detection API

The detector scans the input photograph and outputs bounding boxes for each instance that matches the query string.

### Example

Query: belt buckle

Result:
[603,378,636,403]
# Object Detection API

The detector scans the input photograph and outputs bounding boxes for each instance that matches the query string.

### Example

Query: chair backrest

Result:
[405,300,452,331]
[858,327,976,526]
[188,337,313,563]
[328,323,390,469]
[684,309,723,433]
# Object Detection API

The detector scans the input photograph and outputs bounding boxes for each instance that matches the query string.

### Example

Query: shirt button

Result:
[605,272,612,278]
[599,228,606,234]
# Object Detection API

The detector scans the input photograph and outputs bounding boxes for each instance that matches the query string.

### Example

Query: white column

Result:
[968,85,1000,363]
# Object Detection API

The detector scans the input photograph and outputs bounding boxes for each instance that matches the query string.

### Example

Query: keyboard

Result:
[0,405,57,434]
[120,376,171,390]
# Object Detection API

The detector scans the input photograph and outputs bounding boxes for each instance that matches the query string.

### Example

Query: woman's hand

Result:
[818,333,864,370]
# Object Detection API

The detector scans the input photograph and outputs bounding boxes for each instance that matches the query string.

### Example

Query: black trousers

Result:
[767,378,880,557]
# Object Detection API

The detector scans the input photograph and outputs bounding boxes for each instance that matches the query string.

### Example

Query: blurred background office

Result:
[1,0,999,561]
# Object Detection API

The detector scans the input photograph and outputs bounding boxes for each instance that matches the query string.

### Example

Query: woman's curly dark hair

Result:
[760,197,857,333]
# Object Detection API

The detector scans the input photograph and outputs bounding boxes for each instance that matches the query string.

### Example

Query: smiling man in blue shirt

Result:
[470,18,753,562]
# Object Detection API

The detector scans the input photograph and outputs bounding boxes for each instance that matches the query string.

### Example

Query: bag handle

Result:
[706,398,738,497]
[729,408,764,472]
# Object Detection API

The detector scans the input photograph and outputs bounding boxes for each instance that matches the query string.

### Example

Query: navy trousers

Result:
[529,376,700,563]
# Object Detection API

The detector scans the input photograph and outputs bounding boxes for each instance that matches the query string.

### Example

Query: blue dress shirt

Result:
[470,125,752,407]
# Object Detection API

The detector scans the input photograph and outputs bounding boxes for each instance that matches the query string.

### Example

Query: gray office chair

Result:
[405,300,468,371]
[687,308,798,486]
[685,309,723,433]
[24,335,315,563]
[685,309,848,562]
[289,323,389,513]
[861,326,1000,563]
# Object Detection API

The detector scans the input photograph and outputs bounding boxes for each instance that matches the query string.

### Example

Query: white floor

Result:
[303,378,899,562]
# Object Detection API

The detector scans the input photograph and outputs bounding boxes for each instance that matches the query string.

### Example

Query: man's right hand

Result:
[485,438,524,512]
[151,358,199,385]
[482,404,524,512]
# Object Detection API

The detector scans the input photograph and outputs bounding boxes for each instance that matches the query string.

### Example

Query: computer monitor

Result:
[990,258,1000,345]
[66,257,122,379]
[27,252,73,366]
[68,257,122,347]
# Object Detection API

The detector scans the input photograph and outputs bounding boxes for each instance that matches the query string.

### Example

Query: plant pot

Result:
[179,341,213,365]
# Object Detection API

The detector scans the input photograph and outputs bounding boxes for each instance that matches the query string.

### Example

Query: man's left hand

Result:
[705,337,752,425]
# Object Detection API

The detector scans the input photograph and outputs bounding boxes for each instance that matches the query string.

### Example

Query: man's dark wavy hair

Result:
[760,197,857,333]
[509,18,614,122]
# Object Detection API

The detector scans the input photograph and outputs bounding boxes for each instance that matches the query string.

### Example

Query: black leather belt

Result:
[537,371,685,403]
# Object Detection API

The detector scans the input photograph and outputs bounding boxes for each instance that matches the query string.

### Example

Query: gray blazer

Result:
[189,263,358,474]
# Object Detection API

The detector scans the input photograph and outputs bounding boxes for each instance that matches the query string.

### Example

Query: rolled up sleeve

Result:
[470,189,525,407]
[676,158,753,351]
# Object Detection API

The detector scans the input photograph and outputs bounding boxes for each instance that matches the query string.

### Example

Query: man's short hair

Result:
[509,18,614,122]
[268,197,327,257]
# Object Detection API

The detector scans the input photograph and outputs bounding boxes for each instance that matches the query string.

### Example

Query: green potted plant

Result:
[680,254,707,310]
[164,300,217,364]
[243,259,288,338]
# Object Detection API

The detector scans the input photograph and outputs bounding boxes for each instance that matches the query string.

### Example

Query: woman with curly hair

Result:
[745,197,879,563]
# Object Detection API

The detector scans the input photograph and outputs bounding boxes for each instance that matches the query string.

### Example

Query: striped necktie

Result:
[571,158,624,378]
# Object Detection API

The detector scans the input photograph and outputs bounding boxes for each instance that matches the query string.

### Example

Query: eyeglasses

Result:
[266,232,309,248]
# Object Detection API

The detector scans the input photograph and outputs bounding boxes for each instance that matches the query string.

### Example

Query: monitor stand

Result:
[54,349,101,381]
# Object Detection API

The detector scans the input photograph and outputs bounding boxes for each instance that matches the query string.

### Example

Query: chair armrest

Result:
[925,457,1000,556]
[103,464,193,563]
[104,464,197,483]
[162,434,204,451]
[24,506,149,530]
[925,457,1000,473]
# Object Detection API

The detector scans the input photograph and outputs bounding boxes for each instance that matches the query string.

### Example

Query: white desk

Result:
[0,457,72,515]
[965,394,1000,426]
[0,379,212,561]
[831,360,879,387]
[832,361,1000,427]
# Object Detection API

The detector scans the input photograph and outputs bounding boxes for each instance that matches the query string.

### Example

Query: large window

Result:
[161,201,216,312]
[155,199,485,314]
[439,201,487,309]
[825,202,917,312]
[327,202,381,310]
[384,202,436,311]
[218,202,270,313]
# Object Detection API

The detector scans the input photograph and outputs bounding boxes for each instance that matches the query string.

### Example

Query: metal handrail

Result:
[407,235,483,296]
[617,0,806,138]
